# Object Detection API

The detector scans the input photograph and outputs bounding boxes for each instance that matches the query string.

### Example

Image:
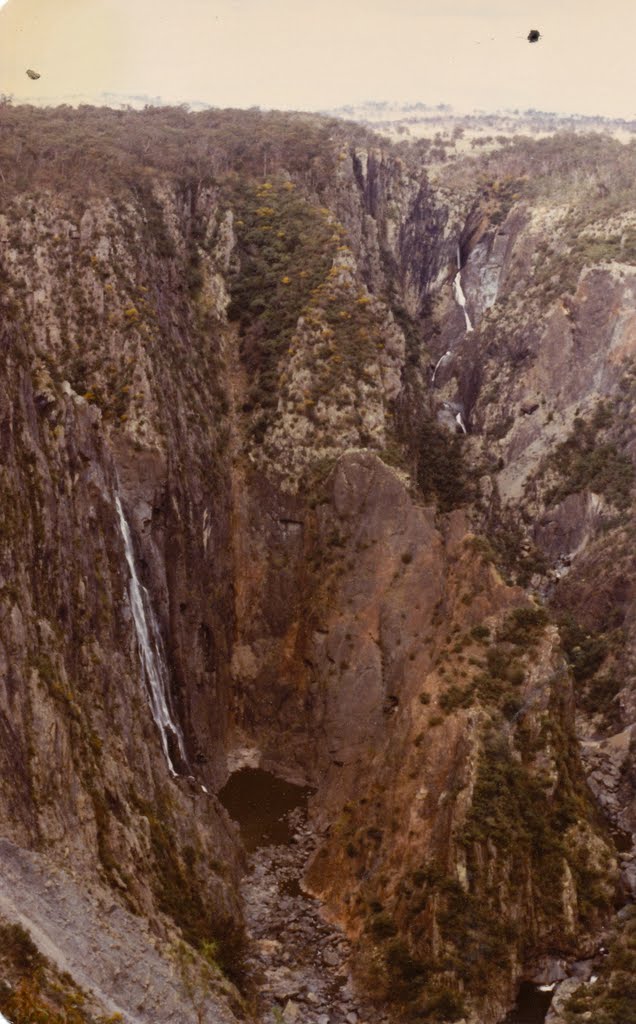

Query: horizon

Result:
[2,93,635,125]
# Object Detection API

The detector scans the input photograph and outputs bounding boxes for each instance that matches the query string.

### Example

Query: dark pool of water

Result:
[502,982,554,1024]
[218,768,311,852]
[610,824,633,853]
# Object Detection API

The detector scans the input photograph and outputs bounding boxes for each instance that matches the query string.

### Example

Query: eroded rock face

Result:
[0,328,243,891]
[226,452,617,1022]
[0,107,634,1023]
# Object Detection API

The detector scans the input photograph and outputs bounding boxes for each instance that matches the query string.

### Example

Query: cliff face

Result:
[0,106,633,1023]
[435,145,636,853]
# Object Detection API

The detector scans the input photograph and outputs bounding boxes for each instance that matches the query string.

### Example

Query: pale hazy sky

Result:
[1,0,635,118]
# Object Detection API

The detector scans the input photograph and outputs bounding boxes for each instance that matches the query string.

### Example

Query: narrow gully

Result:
[502,982,554,1024]
[219,768,381,1024]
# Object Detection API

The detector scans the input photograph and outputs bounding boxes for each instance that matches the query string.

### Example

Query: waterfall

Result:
[455,412,468,434]
[432,350,451,385]
[452,272,474,333]
[453,244,474,332]
[115,494,187,776]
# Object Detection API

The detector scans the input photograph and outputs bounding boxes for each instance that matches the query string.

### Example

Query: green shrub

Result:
[416,419,476,512]
[470,624,490,642]
[421,987,467,1021]
[385,939,428,989]
[498,606,548,647]
[580,673,621,715]
[564,910,636,1024]
[370,913,398,940]
[462,731,566,910]
[558,616,609,681]
[0,922,42,971]
[546,413,634,509]
[436,879,517,993]
[439,682,475,713]
[557,616,623,722]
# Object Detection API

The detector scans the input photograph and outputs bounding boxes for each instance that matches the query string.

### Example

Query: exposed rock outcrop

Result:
[0,105,634,1024]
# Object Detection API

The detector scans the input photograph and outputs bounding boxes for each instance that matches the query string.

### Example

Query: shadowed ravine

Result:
[219,772,556,1024]
[220,770,380,1024]
[503,984,554,1024]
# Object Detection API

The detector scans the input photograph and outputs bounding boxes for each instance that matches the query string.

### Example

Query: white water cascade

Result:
[432,349,451,385]
[455,411,468,435]
[453,245,474,333]
[115,494,187,776]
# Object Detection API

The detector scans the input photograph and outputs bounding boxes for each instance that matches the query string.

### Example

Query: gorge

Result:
[0,103,634,1024]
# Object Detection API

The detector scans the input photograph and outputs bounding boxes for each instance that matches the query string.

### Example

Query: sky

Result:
[0,0,635,118]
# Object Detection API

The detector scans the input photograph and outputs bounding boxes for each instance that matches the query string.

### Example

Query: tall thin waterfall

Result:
[115,494,187,776]
[453,245,474,333]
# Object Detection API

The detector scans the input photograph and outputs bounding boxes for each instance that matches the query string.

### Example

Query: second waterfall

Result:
[115,494,187,776]
[453,245,474,333]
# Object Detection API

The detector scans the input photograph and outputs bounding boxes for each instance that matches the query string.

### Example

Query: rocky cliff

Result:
[0,104,633,1024]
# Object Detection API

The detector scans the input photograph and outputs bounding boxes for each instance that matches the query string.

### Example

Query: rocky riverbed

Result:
[243,809,382,1024]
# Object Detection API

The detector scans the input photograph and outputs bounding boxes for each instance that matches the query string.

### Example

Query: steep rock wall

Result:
[0,107,632,1023]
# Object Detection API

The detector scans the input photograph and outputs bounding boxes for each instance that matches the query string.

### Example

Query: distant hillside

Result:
[322,100,636,148]
[2,90,214,111]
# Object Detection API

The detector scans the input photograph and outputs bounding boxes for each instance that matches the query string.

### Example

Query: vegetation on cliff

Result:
[565,909,636,1024]
[0,921,121,1024]
[0,101,634,1024]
